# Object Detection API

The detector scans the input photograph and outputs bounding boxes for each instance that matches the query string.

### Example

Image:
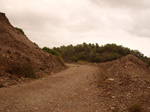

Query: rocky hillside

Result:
[97,55,150,112]
[0,12,64,87]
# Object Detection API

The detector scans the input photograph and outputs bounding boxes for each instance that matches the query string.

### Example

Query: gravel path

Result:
[0,64,101,112]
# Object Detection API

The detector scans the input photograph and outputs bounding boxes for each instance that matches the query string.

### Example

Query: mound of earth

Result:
[97,54,150,112]
[0,13,64,87]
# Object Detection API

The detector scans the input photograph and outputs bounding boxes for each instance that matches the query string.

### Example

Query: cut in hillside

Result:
[0,13,65,87]
[97,54,150,112]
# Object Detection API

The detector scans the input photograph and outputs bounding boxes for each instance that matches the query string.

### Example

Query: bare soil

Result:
[0,64,102,112]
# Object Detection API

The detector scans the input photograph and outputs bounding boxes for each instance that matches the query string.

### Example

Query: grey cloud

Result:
[90,0,150,38]
[90,0,150,10]
[8,11,66,32]
[66,15,100,32]
[130,11,150,37]
[1,0,150,56]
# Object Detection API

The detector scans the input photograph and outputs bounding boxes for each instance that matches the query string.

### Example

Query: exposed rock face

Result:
[0,12,64,86]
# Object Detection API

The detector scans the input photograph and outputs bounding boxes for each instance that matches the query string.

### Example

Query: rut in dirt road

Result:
[0,64,101,112]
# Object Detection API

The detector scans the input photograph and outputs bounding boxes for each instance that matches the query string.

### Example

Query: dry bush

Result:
[7,61,36,78]
[128,103,142,112]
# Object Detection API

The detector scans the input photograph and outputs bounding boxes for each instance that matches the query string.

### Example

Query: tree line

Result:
[43,43,149,64]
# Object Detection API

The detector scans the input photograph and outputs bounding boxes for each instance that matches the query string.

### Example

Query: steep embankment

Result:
[97,55,150,112]
[0,13,64,87]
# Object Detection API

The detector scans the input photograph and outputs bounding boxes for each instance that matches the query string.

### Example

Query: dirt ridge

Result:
[97,54,150,112]
[0,12,64,87]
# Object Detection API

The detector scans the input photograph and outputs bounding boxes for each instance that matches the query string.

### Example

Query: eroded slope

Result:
[0,13,64,87]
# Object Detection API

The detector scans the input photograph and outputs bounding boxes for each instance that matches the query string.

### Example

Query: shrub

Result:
[42,47,60,56]
[128,103,142,112]
[104,53,121,62]
[33,42,39,47]
[91,53,102,62]
[72,56,79,62]
[148,60,150,67]
[131,50,144,57]
[15,27,25,35]
[7,61,36,78]
[78,52,86,60]
[43,47,65,66]
[56,56,65,66]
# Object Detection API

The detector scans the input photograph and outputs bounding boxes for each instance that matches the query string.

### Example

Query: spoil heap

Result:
[98,55,150,112]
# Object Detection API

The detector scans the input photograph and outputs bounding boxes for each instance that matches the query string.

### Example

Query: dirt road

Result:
[0,64,101,112]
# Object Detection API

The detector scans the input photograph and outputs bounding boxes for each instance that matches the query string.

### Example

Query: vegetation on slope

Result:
[42,47,65,66]
[15,27,26,36]
[42,47,60,56]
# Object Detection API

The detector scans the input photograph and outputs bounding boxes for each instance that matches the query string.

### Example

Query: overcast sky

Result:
[0,0,150,57]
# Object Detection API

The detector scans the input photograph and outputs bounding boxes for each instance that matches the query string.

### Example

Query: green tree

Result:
[51,43,147,63]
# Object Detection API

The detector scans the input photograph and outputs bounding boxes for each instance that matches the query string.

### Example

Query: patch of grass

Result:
[128,103,142,112]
